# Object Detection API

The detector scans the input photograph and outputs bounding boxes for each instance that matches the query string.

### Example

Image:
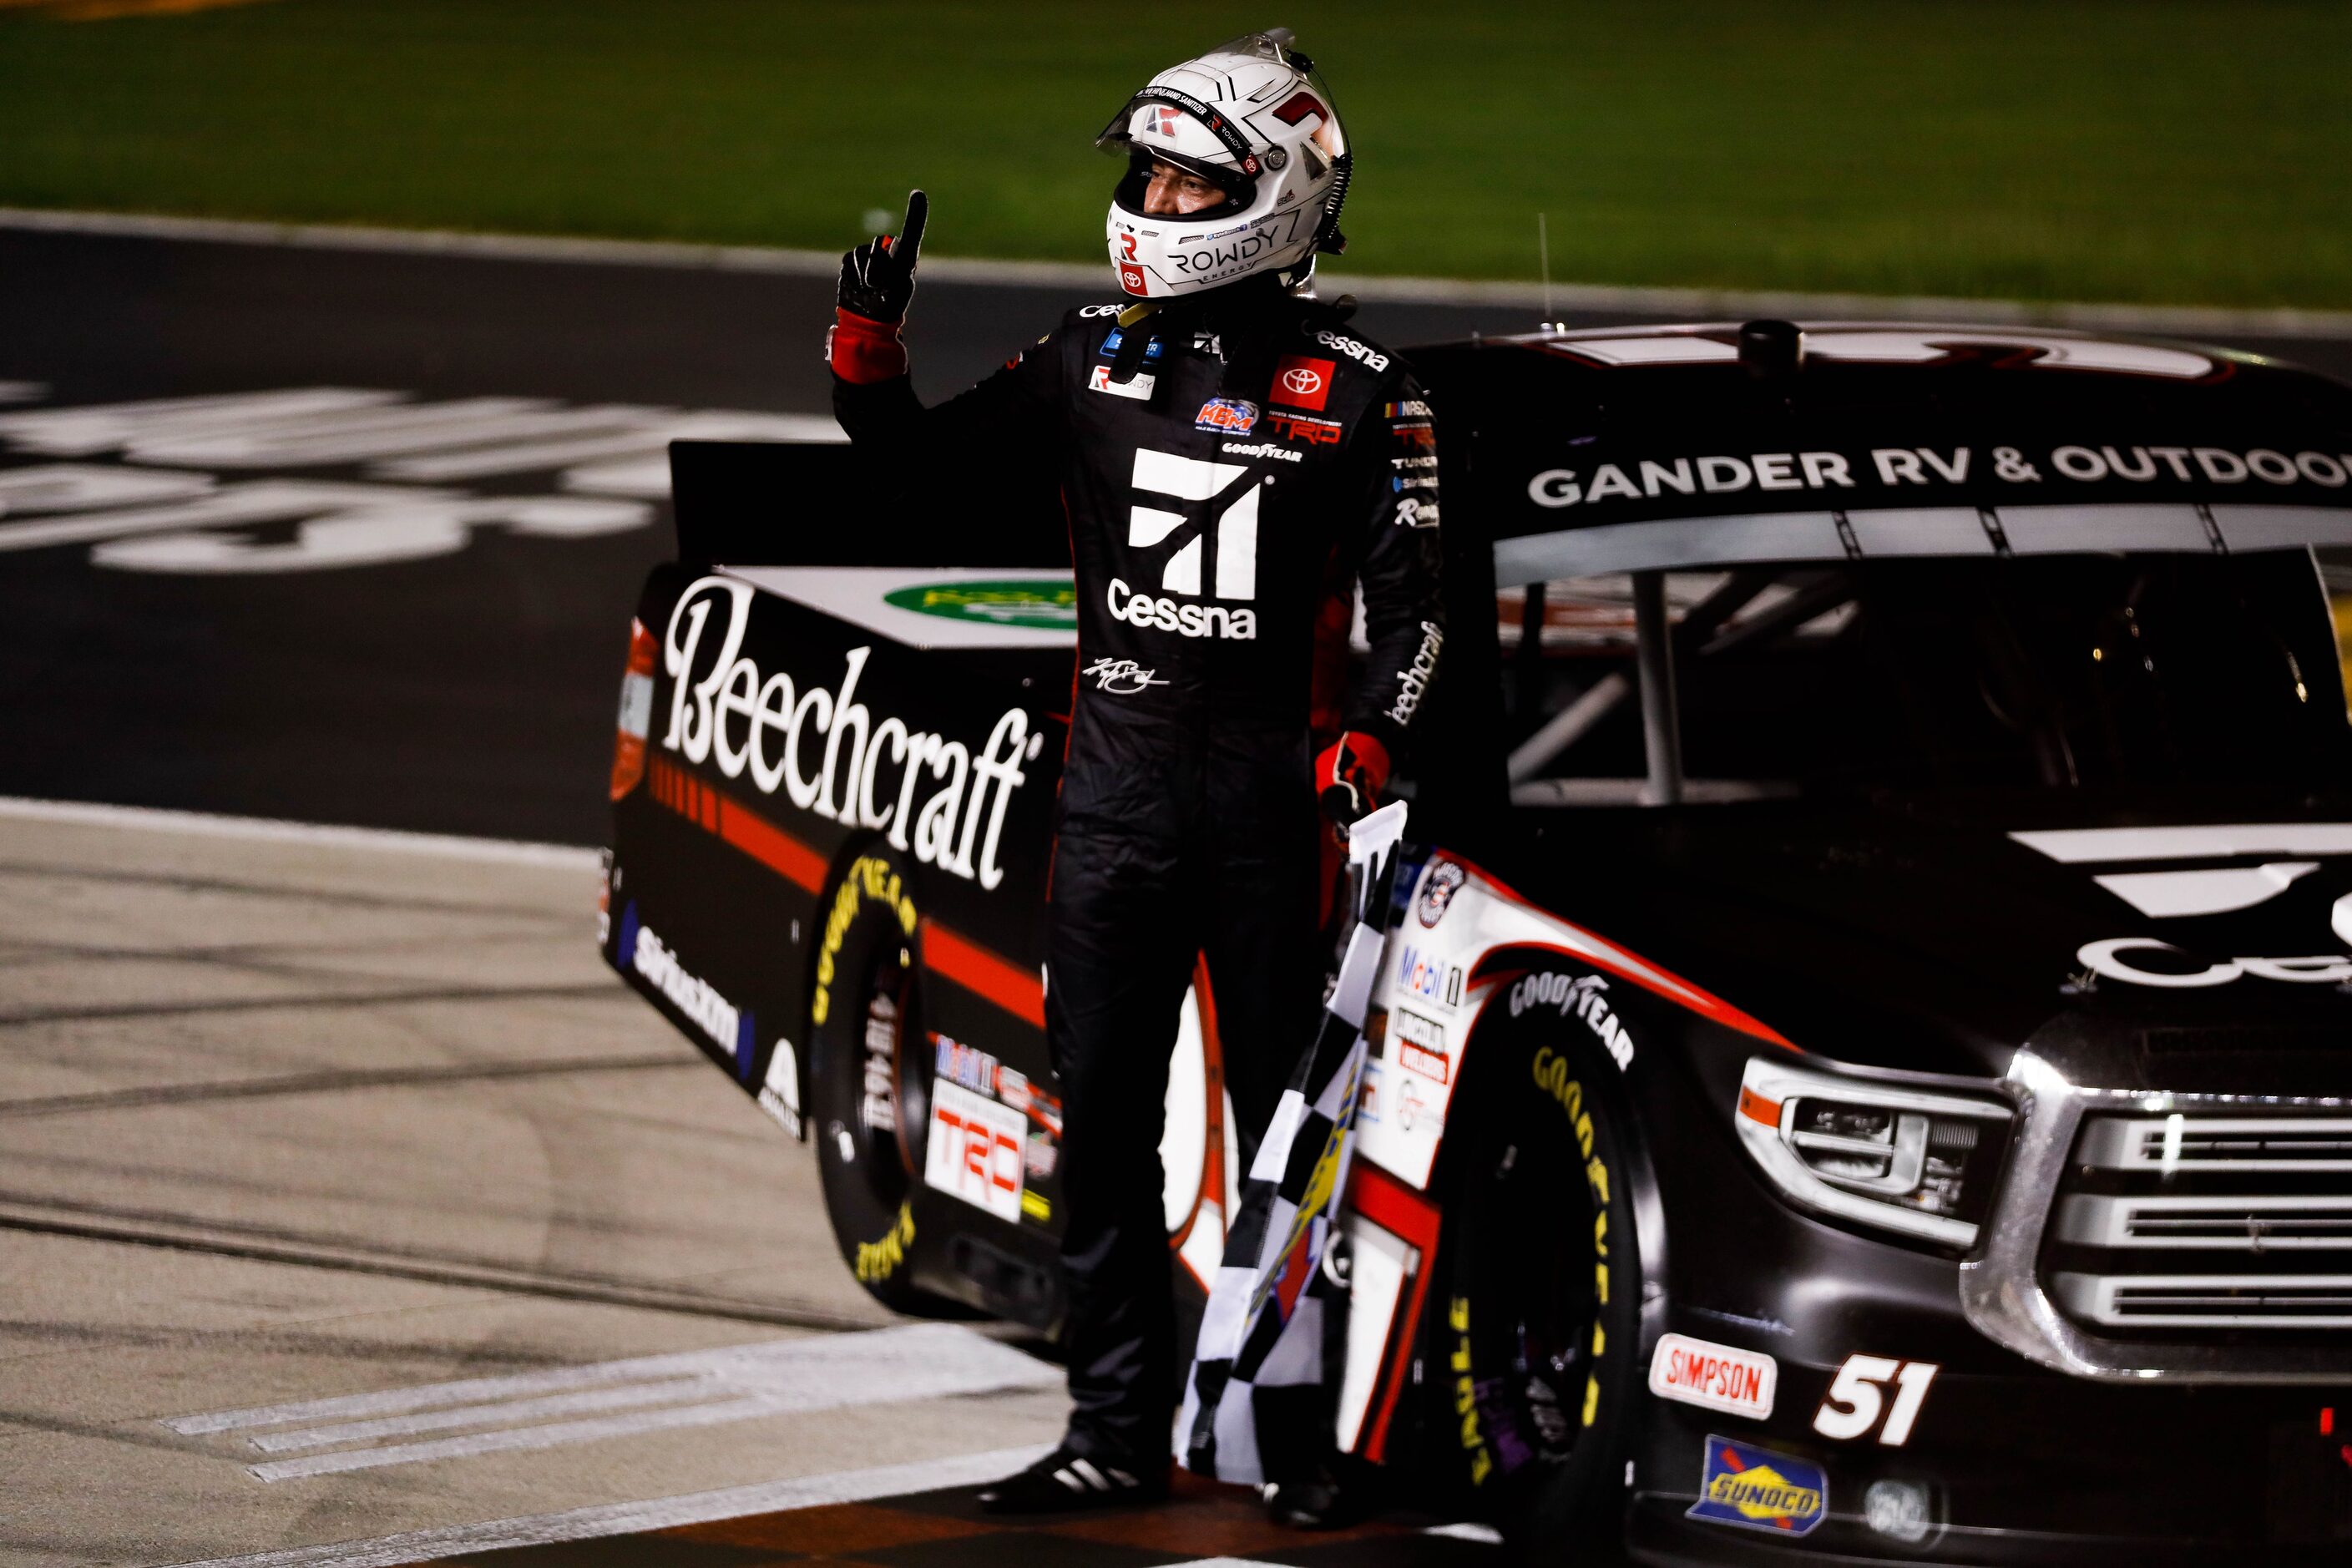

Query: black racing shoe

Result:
[976,1446,1168,1515]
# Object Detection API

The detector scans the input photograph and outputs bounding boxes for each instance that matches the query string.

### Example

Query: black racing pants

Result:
[1044,712,1323,1468]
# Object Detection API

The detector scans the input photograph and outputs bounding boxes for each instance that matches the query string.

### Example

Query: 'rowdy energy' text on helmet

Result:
[1095,29,1351,301]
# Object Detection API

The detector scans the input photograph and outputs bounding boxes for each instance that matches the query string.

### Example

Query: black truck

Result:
[604,319,2352,1562]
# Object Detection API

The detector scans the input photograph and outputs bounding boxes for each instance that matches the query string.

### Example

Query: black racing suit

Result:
[834,280,1444,1468]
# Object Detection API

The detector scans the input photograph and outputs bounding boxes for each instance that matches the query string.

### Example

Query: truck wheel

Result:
[805,850,948,1315]
[1433,1011,1643,1562]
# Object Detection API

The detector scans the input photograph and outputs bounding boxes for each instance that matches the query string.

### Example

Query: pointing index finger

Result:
[896,190,928,264]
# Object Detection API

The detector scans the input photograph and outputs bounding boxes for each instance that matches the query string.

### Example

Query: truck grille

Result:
[2077,1115,2352,1172]
[2046,1115,2352,1332]
[2053,1274,2352,1328]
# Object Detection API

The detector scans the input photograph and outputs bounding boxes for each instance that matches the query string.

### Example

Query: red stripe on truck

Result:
[716,795,825,893]
[1347,1161,1443,1465]
[645,759,1043,1028]
[923,919,1047,1029]
[646,758,822,891]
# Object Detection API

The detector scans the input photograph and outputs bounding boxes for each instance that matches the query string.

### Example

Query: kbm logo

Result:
[1396,943,1463,1011]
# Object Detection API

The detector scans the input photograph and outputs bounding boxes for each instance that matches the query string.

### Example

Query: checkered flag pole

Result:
[1177,800,1410,1485]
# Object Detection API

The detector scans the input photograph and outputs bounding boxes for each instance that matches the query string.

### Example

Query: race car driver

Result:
[827,30,1444,1517]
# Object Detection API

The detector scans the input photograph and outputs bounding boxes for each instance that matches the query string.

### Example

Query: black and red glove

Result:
[1315,731,1391,829]
[828,190,926,383]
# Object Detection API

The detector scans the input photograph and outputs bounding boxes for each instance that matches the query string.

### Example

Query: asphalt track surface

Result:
[0,225,1553,847]
[0,802,1491,1566]
[8,223,2352,1565]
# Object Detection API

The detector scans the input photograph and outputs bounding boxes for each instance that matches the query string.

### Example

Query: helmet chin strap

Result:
[1115,270,1328,321]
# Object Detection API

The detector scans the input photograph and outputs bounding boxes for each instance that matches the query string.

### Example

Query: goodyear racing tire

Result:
[1432,1005,1643,1563]
[806,848,953,1316]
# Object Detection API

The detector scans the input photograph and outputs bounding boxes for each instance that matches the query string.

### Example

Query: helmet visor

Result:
[1109,147,1253,223]
[1098,96,1257,220]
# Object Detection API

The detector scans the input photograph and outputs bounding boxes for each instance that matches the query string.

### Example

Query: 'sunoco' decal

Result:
[882,579,1079,631]
[1417,858,1467,927]
[1687,1434,1827,1536]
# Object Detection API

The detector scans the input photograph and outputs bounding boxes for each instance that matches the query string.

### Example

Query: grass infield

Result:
[0,0,2344,309]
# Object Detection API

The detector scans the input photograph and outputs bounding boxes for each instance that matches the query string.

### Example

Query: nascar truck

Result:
[604,319,2352,1563]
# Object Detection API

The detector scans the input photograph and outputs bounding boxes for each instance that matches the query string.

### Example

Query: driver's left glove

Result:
[1315,731,1391,829]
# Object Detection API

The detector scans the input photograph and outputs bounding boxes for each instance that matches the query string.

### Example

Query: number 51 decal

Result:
[1813,1356,1939,1447]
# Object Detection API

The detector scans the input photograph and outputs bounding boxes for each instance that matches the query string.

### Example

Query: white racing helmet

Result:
[1096,28,1351,300]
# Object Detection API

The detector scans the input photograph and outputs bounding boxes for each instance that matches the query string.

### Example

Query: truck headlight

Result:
[1735,1056,2015,1249]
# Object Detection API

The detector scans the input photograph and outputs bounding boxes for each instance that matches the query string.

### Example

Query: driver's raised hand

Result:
[837,190,927,325]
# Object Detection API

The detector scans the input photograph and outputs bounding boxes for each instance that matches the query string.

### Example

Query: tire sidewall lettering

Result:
[813,852,918,1027]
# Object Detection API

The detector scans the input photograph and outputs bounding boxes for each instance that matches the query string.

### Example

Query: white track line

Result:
[247,1393,870,1482]
[244,1381,724,1454]
[159,1323,1059,1482]
[0,796,600,871]
[165,1337,812,1434]
[162,1444,1055,1568]
[8,205,2349,341]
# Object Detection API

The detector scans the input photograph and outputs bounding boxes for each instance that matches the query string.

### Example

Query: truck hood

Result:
[1507,791,2352,1087]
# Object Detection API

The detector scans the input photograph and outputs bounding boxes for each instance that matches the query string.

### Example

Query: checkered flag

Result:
[1177,801,1409,1485]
